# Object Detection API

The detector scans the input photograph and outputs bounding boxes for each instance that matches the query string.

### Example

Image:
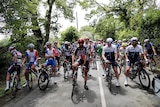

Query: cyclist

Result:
[119,42,127,66]
[125,37,147,86]
[102,37,120,87]
[5,46,22,92]
[43,42,57,84]
[62,41,72,72]
[84,37,92,74]
[53,41,62,71]
[72,38,89,90]
[22,43,39,87]
[144,39,157,57]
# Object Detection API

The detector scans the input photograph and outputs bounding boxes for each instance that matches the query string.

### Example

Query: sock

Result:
[6,81,9,88]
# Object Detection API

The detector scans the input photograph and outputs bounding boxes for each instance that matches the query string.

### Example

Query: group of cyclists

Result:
[4,36,157,92]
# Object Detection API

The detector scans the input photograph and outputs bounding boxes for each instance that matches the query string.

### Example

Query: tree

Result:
[60,26,79,43]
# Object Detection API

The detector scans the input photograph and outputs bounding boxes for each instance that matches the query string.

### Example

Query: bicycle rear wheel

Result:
[11,77,18,98]
[28,72,33,90]
[38,72,49,91]
[106,72,112,92]
[138,69,150,90]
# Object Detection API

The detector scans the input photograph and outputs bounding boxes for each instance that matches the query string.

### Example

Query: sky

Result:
[0,0,160,40]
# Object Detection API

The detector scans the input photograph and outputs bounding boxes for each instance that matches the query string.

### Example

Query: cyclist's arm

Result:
[114,46,118,60]
[102,47,107,62]
[34,50,39,62]
[152,46,157,55]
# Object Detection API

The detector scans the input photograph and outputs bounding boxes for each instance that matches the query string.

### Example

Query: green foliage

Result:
[60,26,79,43]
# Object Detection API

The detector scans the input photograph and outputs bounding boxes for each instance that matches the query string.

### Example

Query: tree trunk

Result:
[44,0,55,44]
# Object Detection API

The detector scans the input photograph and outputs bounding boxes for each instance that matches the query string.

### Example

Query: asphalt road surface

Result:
[1,60,160,107]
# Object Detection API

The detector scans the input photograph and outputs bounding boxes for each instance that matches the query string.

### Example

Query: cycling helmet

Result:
[144,39,150,43]
[118,40,122,43]
[8,46,15,51]
[28,43,35,49]
[78,38,84,43]
[46,41,52,46]
[131,37,138,42]
[64,41,68,45]
[106,38,113,44]
[122,43,127,47]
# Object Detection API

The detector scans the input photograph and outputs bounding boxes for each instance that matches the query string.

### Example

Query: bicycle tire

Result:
[38,72,49,91]
[11,77,18,98]
[28,72,33,90]
[138,69,150,90]
[71,85,79,104]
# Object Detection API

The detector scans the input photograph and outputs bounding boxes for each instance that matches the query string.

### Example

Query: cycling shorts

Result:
[45,59,56,67]
[8,65,21,75]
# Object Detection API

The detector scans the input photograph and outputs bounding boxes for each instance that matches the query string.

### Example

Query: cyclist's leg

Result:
[112,62,120,86]
[5,65,14,91]
[51,59,57,84]
[84,61,89,90]
[124,61,131,86]
[16,65,21,89]
[23,63,32,87]
[56,56,60,71]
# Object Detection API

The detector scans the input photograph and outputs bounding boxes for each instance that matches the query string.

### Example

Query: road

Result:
[1,60,160,107]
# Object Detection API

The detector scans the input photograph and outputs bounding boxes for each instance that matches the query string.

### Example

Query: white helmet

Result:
[106,38,113,44]
[144,39,150,43]
[28,43,35,49]
[64,41,68,45]
[131,37,138,42]
[8,46,15,51]
[46,41,52,46]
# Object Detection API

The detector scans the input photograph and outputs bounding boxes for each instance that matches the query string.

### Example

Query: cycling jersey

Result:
[63,47,72,57]
[53,47,61,57]
[97,44,103,56]
[25,49,38,63]
[11,49,22,65]
[126,45,144,63]
[102,44,117,61]
[45,48,56,67]
[119,47,125,56]
[74,47,87,60]
[144,42,153,54]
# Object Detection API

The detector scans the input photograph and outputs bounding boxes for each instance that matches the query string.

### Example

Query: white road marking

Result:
[97,61,100,71]
[99,77,107,107]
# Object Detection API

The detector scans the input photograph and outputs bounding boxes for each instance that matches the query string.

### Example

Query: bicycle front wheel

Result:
[71,85,80,104]
[11,77,18,98]
[28,72,33,90]
[38,72,49,91]
[138,69,150,90]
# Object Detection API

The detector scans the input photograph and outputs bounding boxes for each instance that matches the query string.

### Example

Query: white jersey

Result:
[45,48,55,60]
[102,44,117,61]
[126,44,144,61]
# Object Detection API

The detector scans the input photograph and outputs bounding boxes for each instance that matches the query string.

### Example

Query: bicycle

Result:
[128,60,150,90]
[71,66,80,104]
[9,66,19,98]
[104,62,121,92]
[38,65,52,91]
[27,66,40,90]
[63,59,72,79]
